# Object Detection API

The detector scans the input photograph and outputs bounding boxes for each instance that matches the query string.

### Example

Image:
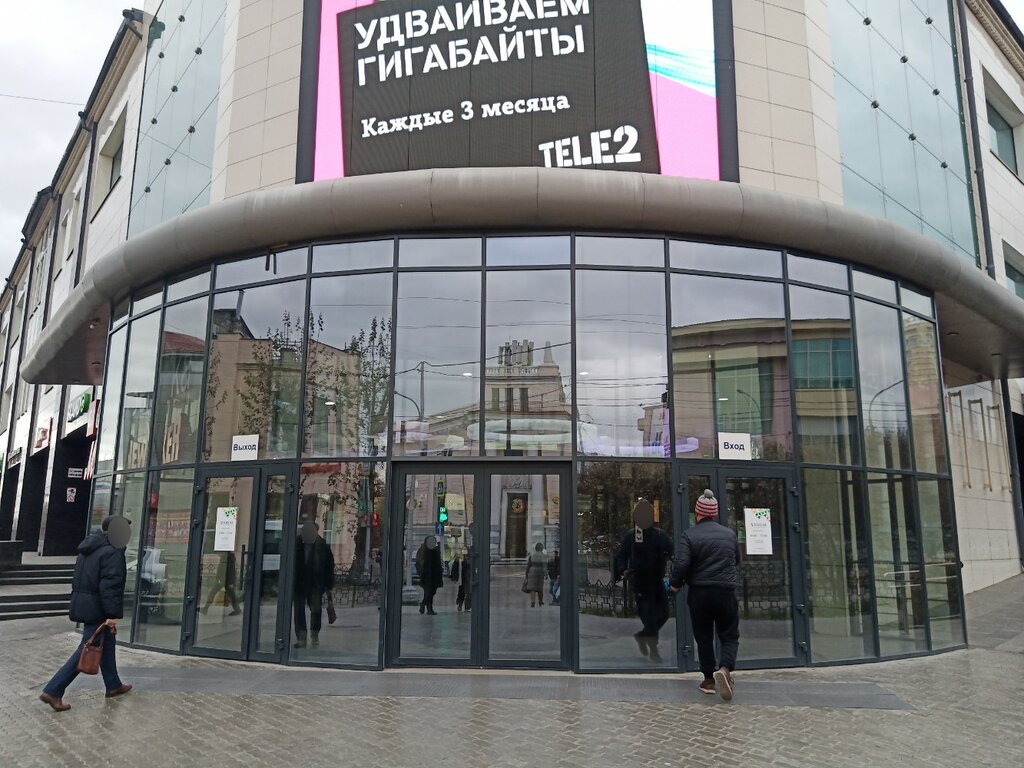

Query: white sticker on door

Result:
[214,507,239,552]
[744,507,773,555]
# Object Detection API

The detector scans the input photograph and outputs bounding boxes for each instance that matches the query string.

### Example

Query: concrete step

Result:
[0,592,71,604]
[0,609,68,622]
[0,606,69,618]
[0,575,73,586]
[12,562,76,571]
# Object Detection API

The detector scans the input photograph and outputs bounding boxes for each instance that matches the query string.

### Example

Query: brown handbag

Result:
[76,625,108,675]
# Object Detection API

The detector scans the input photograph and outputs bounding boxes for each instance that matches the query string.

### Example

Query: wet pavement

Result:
[1,573,1022,768]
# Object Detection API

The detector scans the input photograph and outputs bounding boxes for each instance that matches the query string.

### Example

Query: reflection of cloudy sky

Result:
[672,275,784,326]
[854,299,907,428]
[395,272,481,417]
[576,271,667,451]
[789,285,850,321]
[221,279,309,345]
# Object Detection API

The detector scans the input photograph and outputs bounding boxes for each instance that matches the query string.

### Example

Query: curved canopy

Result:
[21,167,1024,383]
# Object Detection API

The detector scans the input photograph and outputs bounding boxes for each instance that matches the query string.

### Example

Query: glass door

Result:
[482,467,565,666]
[389,464,569,667]
[391,469,479,663]
[184,465,295,661]
[677,465,805,670]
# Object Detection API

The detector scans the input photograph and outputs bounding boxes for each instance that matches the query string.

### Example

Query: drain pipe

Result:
[955,0,996,277]
[1000,377,1024,566]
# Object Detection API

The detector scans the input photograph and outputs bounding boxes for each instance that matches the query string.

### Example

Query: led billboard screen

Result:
[305,0,724,180]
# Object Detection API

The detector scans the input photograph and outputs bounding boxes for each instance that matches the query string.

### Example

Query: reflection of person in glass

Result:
[548,549,561,606]
[200,550,241,615]
[614,499,674,663]
[416,535,443,615]
[450,546,472,612]
[670,490,740,701]
[293,521,336,648]
[525,542,547,607]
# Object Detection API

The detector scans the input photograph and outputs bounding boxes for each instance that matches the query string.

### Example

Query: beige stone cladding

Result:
[212,0,303,202]
[946,380,1021,592]
[732,0,842,202]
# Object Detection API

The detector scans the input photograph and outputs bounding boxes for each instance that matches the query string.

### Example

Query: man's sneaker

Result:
[714,668,734,701]
[698,678,716,695]
[632,632,649,657]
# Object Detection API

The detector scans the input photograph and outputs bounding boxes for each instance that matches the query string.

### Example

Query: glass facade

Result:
[829,0,977,263]
[93,234,964,669]
[128,0,228,236]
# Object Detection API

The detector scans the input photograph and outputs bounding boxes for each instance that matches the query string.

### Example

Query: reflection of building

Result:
[673,319,793,460]
[298,463,382,576]
[482,340,571,455]
[204,307,361,461]
[156,330,206,465]
[395,339,572,457]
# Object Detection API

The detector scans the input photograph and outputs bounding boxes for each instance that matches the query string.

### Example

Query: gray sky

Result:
[0,1,131,278]
[4,2,1024,281]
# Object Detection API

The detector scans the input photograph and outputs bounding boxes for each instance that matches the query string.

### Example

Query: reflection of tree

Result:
[576,463,671,574]
[240,311,301,453]
[202,309,303,461]
[201,344,225,462]
[305,313,392,456]
[299,462,385,576]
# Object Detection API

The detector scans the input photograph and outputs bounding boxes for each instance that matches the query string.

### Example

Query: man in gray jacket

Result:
[670,489,740,701]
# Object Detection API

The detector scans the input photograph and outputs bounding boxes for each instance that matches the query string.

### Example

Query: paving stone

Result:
[2,576,1022,767]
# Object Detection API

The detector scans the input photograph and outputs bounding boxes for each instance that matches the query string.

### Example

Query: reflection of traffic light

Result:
[372,512,380,527]
[436,494,448,524]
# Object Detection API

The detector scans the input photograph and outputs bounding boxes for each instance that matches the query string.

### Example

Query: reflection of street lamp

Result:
[393,391,422,420]
[867,379,905,431]
[735,387,762,426]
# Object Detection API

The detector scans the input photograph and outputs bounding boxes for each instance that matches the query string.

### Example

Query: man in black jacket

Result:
[39,516,133,711]
[294,521,336,648]
[670,489,740,701]
[614,500,674,663]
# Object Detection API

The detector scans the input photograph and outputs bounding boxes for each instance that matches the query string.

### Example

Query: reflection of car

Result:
[132,548,168,620]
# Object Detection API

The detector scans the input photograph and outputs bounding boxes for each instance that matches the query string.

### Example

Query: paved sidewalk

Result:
[1,576,1022,768]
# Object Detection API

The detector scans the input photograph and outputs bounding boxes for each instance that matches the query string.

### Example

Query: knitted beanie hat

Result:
[695,489,719,519]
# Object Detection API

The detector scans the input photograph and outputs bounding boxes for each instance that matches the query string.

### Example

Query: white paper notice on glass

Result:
[744,507,773,555]
[230,434,259,461]
[214,507,239,552]
[718,432,752,461]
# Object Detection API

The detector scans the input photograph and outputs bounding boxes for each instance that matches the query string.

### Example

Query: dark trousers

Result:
[456,583,472,609]
[43,623,123,698]
[635,584,670,639]
[294,590,324,637]
[203,577,239,610]
[421,585,438,607]
[687,586,740,678]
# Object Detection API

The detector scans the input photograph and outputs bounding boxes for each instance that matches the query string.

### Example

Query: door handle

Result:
[796,603,806,614]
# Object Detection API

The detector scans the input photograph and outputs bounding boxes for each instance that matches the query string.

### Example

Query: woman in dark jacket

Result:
[415,535,443,615]
[450,546,472,612]
[39,516,133,712]
[525,543,547,607]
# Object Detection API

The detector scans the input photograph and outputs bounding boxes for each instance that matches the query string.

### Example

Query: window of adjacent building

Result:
[987,100,1019,174]
[1004,243,1024,300]
[93,109,127,213]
